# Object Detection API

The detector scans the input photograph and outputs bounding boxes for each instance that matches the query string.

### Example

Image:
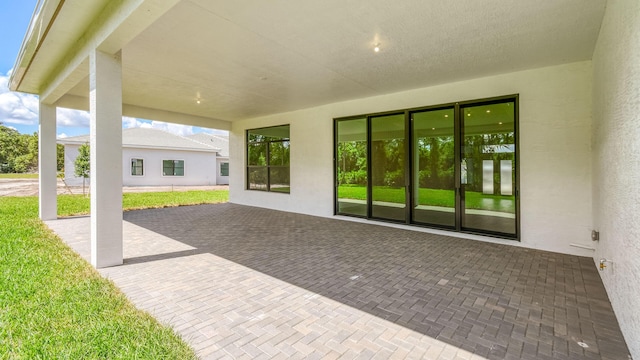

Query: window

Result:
[220,162,229,176]
[163,160,184,176]
[131,158,144,176]
[247,125,290,193]
[335,95,519,239]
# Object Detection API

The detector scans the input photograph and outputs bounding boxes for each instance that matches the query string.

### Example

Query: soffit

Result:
[12,0,111,93]
[64,0,605,122]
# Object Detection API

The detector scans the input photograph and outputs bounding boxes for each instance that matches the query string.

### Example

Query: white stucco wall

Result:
[230,61,593,257]
[64,145,218,186]
[63,144,84,186]
[592,0,640,357]
[122,148,217,186]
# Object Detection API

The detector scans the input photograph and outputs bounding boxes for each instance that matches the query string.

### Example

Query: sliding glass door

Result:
[411,108,456,228]
[461,101,516,236]
[371,113,406,221]
[335,96,518,239]
[336,118,368,216]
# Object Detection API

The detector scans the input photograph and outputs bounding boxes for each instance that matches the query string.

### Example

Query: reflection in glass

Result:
[248,167,267,190]
[412,108,455,227]
[269,141,290,166]
[336,119,367,216]
[462,102,516,235]
[371,113,405,221]
[247,125,290,193]
[269,167,290,193]
[500,160,513,195]
[248,143,267,166]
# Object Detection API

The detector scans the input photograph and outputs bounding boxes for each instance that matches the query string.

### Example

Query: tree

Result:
[74,143,90,196]
[0,123,28,173]
[57,144,65,172]
[0,124,44,173]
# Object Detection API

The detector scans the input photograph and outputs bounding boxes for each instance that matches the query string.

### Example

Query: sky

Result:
[0,0,226,138]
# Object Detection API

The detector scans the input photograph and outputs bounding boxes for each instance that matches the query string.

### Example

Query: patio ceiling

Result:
[13,0,606,124]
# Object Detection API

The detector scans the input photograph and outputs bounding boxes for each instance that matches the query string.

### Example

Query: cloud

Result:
[57,133,68,138]
[0,72,39,125]
[57,108,90,127]
[122,116,151,129]
[147,121,196,136]
[123,117,199,137]
[1,71,90,128]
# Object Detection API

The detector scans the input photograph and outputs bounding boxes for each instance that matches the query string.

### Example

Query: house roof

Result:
[187,133,229,157]
[58,127,220,153]
[10,1,606,126]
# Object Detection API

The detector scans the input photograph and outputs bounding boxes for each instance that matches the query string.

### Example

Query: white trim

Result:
[129,157,145,177]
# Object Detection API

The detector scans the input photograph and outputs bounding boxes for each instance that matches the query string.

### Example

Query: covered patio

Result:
[10,0,639,357]
[47,204,629,359]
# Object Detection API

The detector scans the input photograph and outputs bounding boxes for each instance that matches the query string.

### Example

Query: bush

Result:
[339,169,367,186]
[384,169,404,187]
[419,169,454,190]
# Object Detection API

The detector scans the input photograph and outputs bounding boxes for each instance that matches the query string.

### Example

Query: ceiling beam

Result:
[55,94,232,131]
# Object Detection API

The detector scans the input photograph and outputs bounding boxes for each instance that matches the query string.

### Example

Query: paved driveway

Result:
[46,204,630,359]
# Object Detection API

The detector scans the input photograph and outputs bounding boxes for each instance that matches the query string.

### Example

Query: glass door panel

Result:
[371,113,406,221]
[411,108,456,227]
[461,102,516,235]
[336,118,368,216]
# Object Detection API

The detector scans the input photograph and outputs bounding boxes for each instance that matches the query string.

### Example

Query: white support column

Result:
[38,103,57,220]
[90,49,123,268]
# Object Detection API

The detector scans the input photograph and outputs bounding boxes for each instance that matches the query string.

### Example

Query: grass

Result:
[58,190,229,216]
[338,185,515,213]
[0,173,39,179]
[0,190,230,358]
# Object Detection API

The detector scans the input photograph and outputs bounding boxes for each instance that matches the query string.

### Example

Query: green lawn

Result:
[0,173,39,179]
[58,190,229,216]
[0,190,229,358]
[338,185,515,213]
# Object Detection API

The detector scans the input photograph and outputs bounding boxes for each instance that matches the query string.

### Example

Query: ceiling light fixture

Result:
[444,114,449,118]
[374,43,380,52]
[196,99,201,104]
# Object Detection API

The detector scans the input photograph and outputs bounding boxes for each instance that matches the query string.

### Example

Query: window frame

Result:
[220,162,229,177]
[130,158,144,177]
[162,159,185,177]
[246,124,290,193]
[334,94,520,240]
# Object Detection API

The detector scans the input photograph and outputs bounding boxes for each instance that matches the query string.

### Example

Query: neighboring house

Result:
[187,133,229,185]
[58,128,229,186]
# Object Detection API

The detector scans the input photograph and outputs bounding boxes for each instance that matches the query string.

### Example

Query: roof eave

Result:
[9,0,64,93]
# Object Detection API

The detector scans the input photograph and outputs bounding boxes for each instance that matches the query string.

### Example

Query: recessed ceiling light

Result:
[444,114,449,118]
[374,43,380,52]
[467,113,471,117]
[196,99,201,104]
[432,127,436,130]
[498,122,503,125]
[486,110,491,113]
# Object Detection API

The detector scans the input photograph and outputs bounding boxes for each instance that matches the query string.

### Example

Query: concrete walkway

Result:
[46,204,630,360]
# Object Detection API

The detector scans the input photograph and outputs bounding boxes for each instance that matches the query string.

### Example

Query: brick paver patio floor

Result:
[46,203,630,360]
